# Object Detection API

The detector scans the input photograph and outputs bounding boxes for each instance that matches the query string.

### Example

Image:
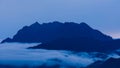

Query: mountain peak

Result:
[30,21,40,27]
[31,21,40,25]
[79,22,93,30]
[80,22,88,25]
[35,21,39,24]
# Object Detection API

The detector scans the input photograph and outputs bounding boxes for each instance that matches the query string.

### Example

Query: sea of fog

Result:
[0,42,120,68]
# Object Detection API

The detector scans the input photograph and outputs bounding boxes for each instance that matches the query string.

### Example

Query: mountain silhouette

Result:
[86,58,120,68]
[1,21,113,43]
[2,21,120,52]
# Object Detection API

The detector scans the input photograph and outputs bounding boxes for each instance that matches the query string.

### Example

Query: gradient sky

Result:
[0,0,120,39]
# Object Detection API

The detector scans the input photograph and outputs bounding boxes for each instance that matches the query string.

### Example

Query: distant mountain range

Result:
[2,21,120,52]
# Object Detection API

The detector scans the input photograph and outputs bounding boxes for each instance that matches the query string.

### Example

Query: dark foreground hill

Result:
[86,58,120,68]
[2,21,120,52]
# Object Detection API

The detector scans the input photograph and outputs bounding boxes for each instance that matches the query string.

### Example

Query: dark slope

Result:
[1,21,112,43]
[29,37,120,52]
[86,58,120,68]
[29,37,104,52]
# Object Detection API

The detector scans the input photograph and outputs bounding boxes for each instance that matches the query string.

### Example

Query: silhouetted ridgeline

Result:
[2,21,120,52]
[1,21,112,43]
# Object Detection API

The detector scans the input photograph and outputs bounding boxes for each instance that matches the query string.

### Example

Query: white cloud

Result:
[0,43,98,67]
[0,43,120,67]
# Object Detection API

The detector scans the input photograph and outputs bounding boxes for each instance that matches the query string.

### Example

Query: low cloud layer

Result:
[0,43,120,68]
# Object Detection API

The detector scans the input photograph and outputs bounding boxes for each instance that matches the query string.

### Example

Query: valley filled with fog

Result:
[0,42,120,68]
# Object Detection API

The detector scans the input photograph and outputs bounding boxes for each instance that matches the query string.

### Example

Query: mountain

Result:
[3,21,120,52]
[1,21,113,43]
[86,58,120,68]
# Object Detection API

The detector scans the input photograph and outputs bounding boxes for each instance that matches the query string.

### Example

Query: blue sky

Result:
[0,0,120,39]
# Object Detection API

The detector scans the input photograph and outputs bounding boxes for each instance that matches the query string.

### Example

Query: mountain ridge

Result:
[1,21,113,43]
[2,21,120,52]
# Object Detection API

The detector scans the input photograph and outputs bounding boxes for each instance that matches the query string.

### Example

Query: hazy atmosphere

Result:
[0,0,120,68]
[0,0,120,39]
